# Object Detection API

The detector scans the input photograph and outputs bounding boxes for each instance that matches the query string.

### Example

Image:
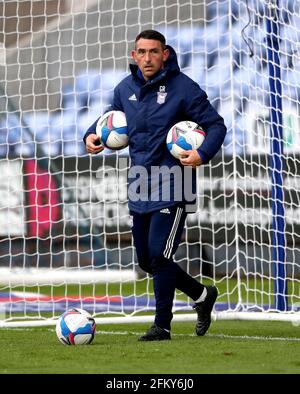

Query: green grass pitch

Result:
[1,277,300,374]
[1,320,300,374]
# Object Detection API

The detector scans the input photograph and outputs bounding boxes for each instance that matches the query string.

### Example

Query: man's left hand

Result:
[179,149,202,169]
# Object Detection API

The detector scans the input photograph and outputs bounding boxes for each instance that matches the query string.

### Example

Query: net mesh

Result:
[0,0,300,324]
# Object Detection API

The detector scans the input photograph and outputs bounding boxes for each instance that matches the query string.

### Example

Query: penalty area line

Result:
[2,328,300,342]
[96,330,300,342]
[206,333,300,342]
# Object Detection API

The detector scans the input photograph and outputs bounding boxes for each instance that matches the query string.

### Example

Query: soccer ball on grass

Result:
[56,308,96,345]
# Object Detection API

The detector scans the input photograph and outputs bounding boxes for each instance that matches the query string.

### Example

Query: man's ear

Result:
[163,48,170,62]
[131,50,137,62]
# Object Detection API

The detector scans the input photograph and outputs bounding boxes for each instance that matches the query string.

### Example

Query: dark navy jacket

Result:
[84,46,227,214]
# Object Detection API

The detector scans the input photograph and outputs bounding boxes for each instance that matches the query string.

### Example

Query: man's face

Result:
[131,38,169,81]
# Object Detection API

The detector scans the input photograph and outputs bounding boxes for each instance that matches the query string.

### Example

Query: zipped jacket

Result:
[84,46,227,213]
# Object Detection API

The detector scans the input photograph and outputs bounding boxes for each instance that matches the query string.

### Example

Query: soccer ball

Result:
[56,308,96,345]
[166,120,206,159]
[96,110,128,150]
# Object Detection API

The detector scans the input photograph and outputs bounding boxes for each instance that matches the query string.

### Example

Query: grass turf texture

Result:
[1,320,300,374]
[1,278,300,373]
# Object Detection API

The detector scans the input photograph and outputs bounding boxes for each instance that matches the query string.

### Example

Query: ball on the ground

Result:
[56,308,96,345]
[166,120,206,159]
[96,110,128,150]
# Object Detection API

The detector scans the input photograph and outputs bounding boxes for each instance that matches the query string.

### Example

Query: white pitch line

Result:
[206,333,300,342]
[95,330,300,342]
[2,328,300,342]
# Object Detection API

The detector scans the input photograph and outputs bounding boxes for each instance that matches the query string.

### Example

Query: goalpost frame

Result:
[265,0,288,311]
[1,0,300,328]
[1,311,300,328]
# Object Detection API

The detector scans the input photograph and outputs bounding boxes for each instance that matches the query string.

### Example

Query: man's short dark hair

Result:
[135,30,166,48]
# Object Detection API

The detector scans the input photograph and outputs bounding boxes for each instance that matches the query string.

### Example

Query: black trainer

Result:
[193,285,218,336]
[138,324,171,341]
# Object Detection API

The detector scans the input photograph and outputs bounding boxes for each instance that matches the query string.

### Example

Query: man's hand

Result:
[179,149,202,169]
[85,134,104,154]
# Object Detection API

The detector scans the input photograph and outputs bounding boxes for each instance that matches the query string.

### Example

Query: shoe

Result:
[138,324,171,341]
[193,285,218,336]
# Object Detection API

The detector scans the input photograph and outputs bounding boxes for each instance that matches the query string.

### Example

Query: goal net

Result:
[1,0,300,327]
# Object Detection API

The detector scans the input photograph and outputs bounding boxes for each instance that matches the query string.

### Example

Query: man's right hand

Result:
[85,134,104,154]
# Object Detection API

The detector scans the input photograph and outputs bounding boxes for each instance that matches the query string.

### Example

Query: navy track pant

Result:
[131,204,204,330]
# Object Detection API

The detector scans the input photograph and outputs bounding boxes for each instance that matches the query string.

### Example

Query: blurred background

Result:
[0,0,299,282]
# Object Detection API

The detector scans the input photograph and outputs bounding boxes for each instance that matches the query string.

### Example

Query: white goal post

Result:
[0,0,300,328]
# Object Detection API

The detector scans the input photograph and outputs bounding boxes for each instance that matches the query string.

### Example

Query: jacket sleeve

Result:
[82,85,124,145]
[183,81,227,164]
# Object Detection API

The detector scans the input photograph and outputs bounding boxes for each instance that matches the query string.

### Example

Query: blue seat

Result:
[0,114,35,157]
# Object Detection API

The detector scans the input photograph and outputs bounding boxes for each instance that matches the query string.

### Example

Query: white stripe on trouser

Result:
[163,207,183,259]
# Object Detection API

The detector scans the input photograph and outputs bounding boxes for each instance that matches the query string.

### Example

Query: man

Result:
[84,30,227,340]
